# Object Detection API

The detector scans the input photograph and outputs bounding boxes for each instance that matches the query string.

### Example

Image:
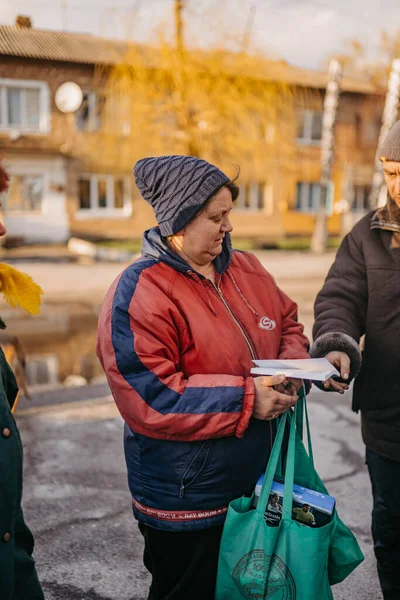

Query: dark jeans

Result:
[138,522,224,600]
[366,447,400,600]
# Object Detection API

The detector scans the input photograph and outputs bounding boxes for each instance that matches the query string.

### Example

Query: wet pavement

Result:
[16,385,381,600]
[4,250,381,598]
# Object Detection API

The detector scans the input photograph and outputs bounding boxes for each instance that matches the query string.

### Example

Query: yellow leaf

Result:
[0,263,43,315]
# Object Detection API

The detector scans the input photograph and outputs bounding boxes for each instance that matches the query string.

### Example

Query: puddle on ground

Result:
[0,301,104,393]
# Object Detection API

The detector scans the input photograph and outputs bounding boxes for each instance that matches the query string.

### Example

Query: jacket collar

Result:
[141,227,233,275]
[371,195,400,234]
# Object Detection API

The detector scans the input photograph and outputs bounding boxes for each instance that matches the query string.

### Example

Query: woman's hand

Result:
[274,377,304,397]
[324,351,350,394]
[253,374,298,421]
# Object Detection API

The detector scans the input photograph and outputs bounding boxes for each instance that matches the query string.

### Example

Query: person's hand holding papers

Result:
[323,351,350,394]
[274,377,304,397]
[253,374,299,421]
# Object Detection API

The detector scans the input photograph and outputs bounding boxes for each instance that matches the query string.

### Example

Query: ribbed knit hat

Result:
[134,155,230,236]
[380,120,400,162]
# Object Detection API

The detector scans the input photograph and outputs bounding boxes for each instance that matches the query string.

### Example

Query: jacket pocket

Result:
[179,441,212,498]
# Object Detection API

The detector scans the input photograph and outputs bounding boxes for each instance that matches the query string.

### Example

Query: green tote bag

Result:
[215,394,363,600]
[291,394,364,586]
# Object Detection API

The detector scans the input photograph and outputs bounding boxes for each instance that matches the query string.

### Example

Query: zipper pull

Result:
[179,484,185,499]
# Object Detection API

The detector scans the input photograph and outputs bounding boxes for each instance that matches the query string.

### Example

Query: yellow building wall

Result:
[0,56,384,244]
[69,194,157,240]
[66,91,382,244]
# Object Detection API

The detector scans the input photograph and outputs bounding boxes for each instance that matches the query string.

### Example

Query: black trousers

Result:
[138,522,224,600]
[366,447,400,600]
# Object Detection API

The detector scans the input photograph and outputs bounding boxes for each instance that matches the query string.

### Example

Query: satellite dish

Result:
[55,82,83,113]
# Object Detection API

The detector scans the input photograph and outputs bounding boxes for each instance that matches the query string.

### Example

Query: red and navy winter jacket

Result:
[96,228,309,531]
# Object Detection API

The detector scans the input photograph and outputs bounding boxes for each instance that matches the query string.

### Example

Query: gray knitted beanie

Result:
[134,155,230,236]
[380,120,400,162]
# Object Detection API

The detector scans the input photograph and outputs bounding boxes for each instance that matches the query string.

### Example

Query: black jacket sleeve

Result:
[13,507,44,600]
[310,229,366,381]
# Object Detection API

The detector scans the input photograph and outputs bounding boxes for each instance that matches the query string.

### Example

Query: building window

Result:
[236,182,266,211]
[104,93,131,136]
[0,79,50,133]
[6,175,44,212]
[351,184,370,212]
[76,91,105,132]
[296,110,322,143]
[295,182,322,212]
[26,354,59,386]
[77,174,131,215]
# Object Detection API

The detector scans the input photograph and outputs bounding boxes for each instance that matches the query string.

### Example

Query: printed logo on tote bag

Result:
[232,550,296,599]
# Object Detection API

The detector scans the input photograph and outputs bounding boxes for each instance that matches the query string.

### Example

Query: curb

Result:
[68,238,138,262]
[16,394,114,417]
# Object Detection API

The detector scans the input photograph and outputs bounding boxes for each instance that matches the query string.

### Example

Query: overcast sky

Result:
[0,0,399,70]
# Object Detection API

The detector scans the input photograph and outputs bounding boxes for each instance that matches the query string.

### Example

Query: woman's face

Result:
[178,186,233,266]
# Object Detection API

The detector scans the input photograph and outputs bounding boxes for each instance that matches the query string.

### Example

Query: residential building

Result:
[0,19,384,245]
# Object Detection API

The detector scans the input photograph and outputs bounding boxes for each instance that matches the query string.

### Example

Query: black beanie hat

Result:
[134,155,230,236]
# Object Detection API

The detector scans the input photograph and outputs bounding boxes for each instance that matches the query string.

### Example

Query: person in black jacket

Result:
[311,120,400,600]
[0,163,44,600]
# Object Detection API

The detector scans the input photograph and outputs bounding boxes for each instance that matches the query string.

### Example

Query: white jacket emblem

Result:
[258,316,276,330]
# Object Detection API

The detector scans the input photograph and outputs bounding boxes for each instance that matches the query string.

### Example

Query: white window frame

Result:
[76,90,105,132]
[26,354,59,386]
[4,171,47,214]
[236,182,269,213]
[76,174,132,218]
[297,109,322,145]
[351,184,370,213]
[0,78,50,134]
[104,92,131,136]
[295,182,322,213]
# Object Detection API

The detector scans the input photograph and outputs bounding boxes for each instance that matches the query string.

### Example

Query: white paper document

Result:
[251,358,340,382]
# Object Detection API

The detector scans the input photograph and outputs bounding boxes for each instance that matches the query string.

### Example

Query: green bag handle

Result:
[296,388,317,490]
[304,392,317,488]
[296,390,316,470]
[256,410,289,517]
[256,408,296,520]
[296,395,304,440]
[282,398,298,519]
[257,386,316,520]
[276,387,314,482]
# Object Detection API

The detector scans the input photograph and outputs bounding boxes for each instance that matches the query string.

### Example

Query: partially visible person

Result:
[293,504,316,526]
[311,121,400,600]
[97,155,310,600]
[0,162,44,600]
[267,493,282,514]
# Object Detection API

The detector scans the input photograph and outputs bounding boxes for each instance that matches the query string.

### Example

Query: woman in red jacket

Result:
[97,155,310,600]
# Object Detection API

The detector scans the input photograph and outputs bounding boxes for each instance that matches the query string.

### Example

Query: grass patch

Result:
[230,238,257,251]
[276,237,342,251]
[96,236,342,254]
[96,239,142,254]
[276,238,310,251]
[327,237,341,250]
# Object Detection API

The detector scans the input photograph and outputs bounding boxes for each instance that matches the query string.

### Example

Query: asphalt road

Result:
[17,386,381,600]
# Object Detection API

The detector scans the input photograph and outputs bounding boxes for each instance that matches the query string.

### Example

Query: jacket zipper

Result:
[210,280,274,450]
[210,281,257,360]
[179,441,211,498]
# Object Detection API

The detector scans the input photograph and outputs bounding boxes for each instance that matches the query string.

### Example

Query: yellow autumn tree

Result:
[326,30,400,86]
[90,1,299,184]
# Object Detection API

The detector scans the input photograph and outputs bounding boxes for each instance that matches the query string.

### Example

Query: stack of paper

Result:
[250,358,340,382]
